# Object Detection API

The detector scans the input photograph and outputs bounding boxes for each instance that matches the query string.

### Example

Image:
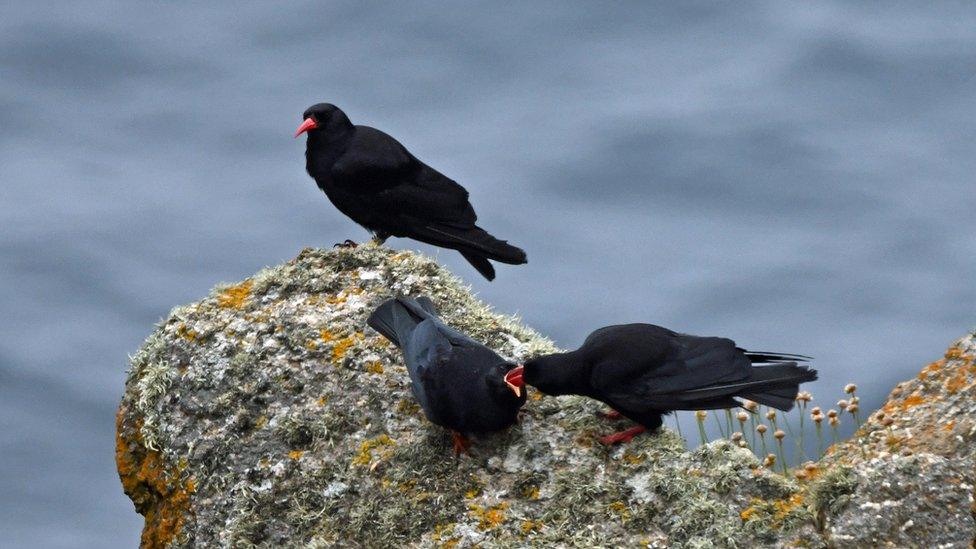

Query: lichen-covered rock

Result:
[117,246,976,548]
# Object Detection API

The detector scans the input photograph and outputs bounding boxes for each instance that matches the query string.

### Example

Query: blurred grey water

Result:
[2,1,975,546]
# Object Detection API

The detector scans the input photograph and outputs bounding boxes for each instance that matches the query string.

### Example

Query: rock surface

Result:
[117,246,976,548]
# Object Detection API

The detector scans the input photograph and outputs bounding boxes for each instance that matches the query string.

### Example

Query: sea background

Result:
[2,2,975,546]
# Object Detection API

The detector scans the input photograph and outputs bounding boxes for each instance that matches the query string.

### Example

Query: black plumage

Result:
[297,103,527,281]
[520,323,817,444]
[367,296,526,452]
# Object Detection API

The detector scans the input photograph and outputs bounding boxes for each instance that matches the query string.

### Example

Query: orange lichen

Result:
[217,280,253,309]
[319,329,335,343]
[176,323,198,342]
[918,359,944,380]
[288,450,304,460]
[116,407,195,549]
[469,502,508,530]
[900,393,926,411]
[365,361,385,374]
[945,347,964,360]
[944,368,971,395]
[772,494,804,523]
[522,486,540,500]
[317,396,328,406]
[529,390,543,401]
[331,333,364,363]
[740,498,761,521]
[943,420,955,432]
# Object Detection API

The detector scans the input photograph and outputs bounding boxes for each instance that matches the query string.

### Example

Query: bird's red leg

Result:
[599,425,647,445]
[451,431,471,455]
[599,409,623,420]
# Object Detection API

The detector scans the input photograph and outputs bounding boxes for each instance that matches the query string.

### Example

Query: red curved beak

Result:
[294,117,319,138]
[504,365,525,397]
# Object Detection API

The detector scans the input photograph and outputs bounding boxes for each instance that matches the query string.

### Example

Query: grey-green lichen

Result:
[117,245,976,548]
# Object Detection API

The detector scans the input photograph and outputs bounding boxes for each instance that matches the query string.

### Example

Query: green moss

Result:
[808,465,857,518]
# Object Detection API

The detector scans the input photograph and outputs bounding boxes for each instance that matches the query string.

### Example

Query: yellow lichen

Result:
[365,361,385,374]
[622,451,646,465]
[351,434,396,467]
[217,280,252,309]
[253,416,268,430]
[520,519,542,534]
[609,501,631,521]
[319,329,335,343]
[288,450,304,460]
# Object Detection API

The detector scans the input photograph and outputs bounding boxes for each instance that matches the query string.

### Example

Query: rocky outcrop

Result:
[117,246,976,547]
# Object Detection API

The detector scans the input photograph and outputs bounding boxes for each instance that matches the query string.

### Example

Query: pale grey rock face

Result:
[116,246,976,548]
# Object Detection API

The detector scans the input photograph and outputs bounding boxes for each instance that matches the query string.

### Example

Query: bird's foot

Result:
[333,239,358,249]
[451,431,471,455]
[599,425,647,445]
[598,409,623,421]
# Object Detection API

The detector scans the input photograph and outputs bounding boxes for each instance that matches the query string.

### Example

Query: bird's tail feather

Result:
[459,251,496,280]
[680,363,818,412]
[742,349,813,364]
[367,297,439,349]
[414,223,527,277]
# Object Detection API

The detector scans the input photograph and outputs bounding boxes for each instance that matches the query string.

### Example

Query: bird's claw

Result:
[451,431,471,455]
[598,409,623,421]
[598,425,647,445]
[333,239,358,249]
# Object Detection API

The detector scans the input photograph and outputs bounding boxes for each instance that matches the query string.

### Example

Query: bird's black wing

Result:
[331,127,477,223]
[590,327,751,411]
[330,126,419,193]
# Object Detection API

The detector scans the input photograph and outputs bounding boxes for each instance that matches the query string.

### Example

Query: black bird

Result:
[515,323,816,444]
[296,103,527,280]
[367,296,526,453]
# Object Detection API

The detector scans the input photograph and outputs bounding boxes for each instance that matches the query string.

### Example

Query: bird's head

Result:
[487,363,526,401]
[521,353,587,396]
[295,103,352,138]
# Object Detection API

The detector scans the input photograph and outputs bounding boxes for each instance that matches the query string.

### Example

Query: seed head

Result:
[763,454,776,467]
[738,440,748,448]
[837,399,848,410]
[850,396,860,404]
[829,417,839,427]
[742,400,759,412]
[765,410,776,421]
[811,406,822,415]
[812,413,823,424]
[827,409,838,418]
[804,462,817,472]
[756,424,768,435]
[794,470,807,480]
[774,429,785,440]
[695,410,707,421]
[844,383,857,394]
[847,403,859,414]
[736,412,749,423]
